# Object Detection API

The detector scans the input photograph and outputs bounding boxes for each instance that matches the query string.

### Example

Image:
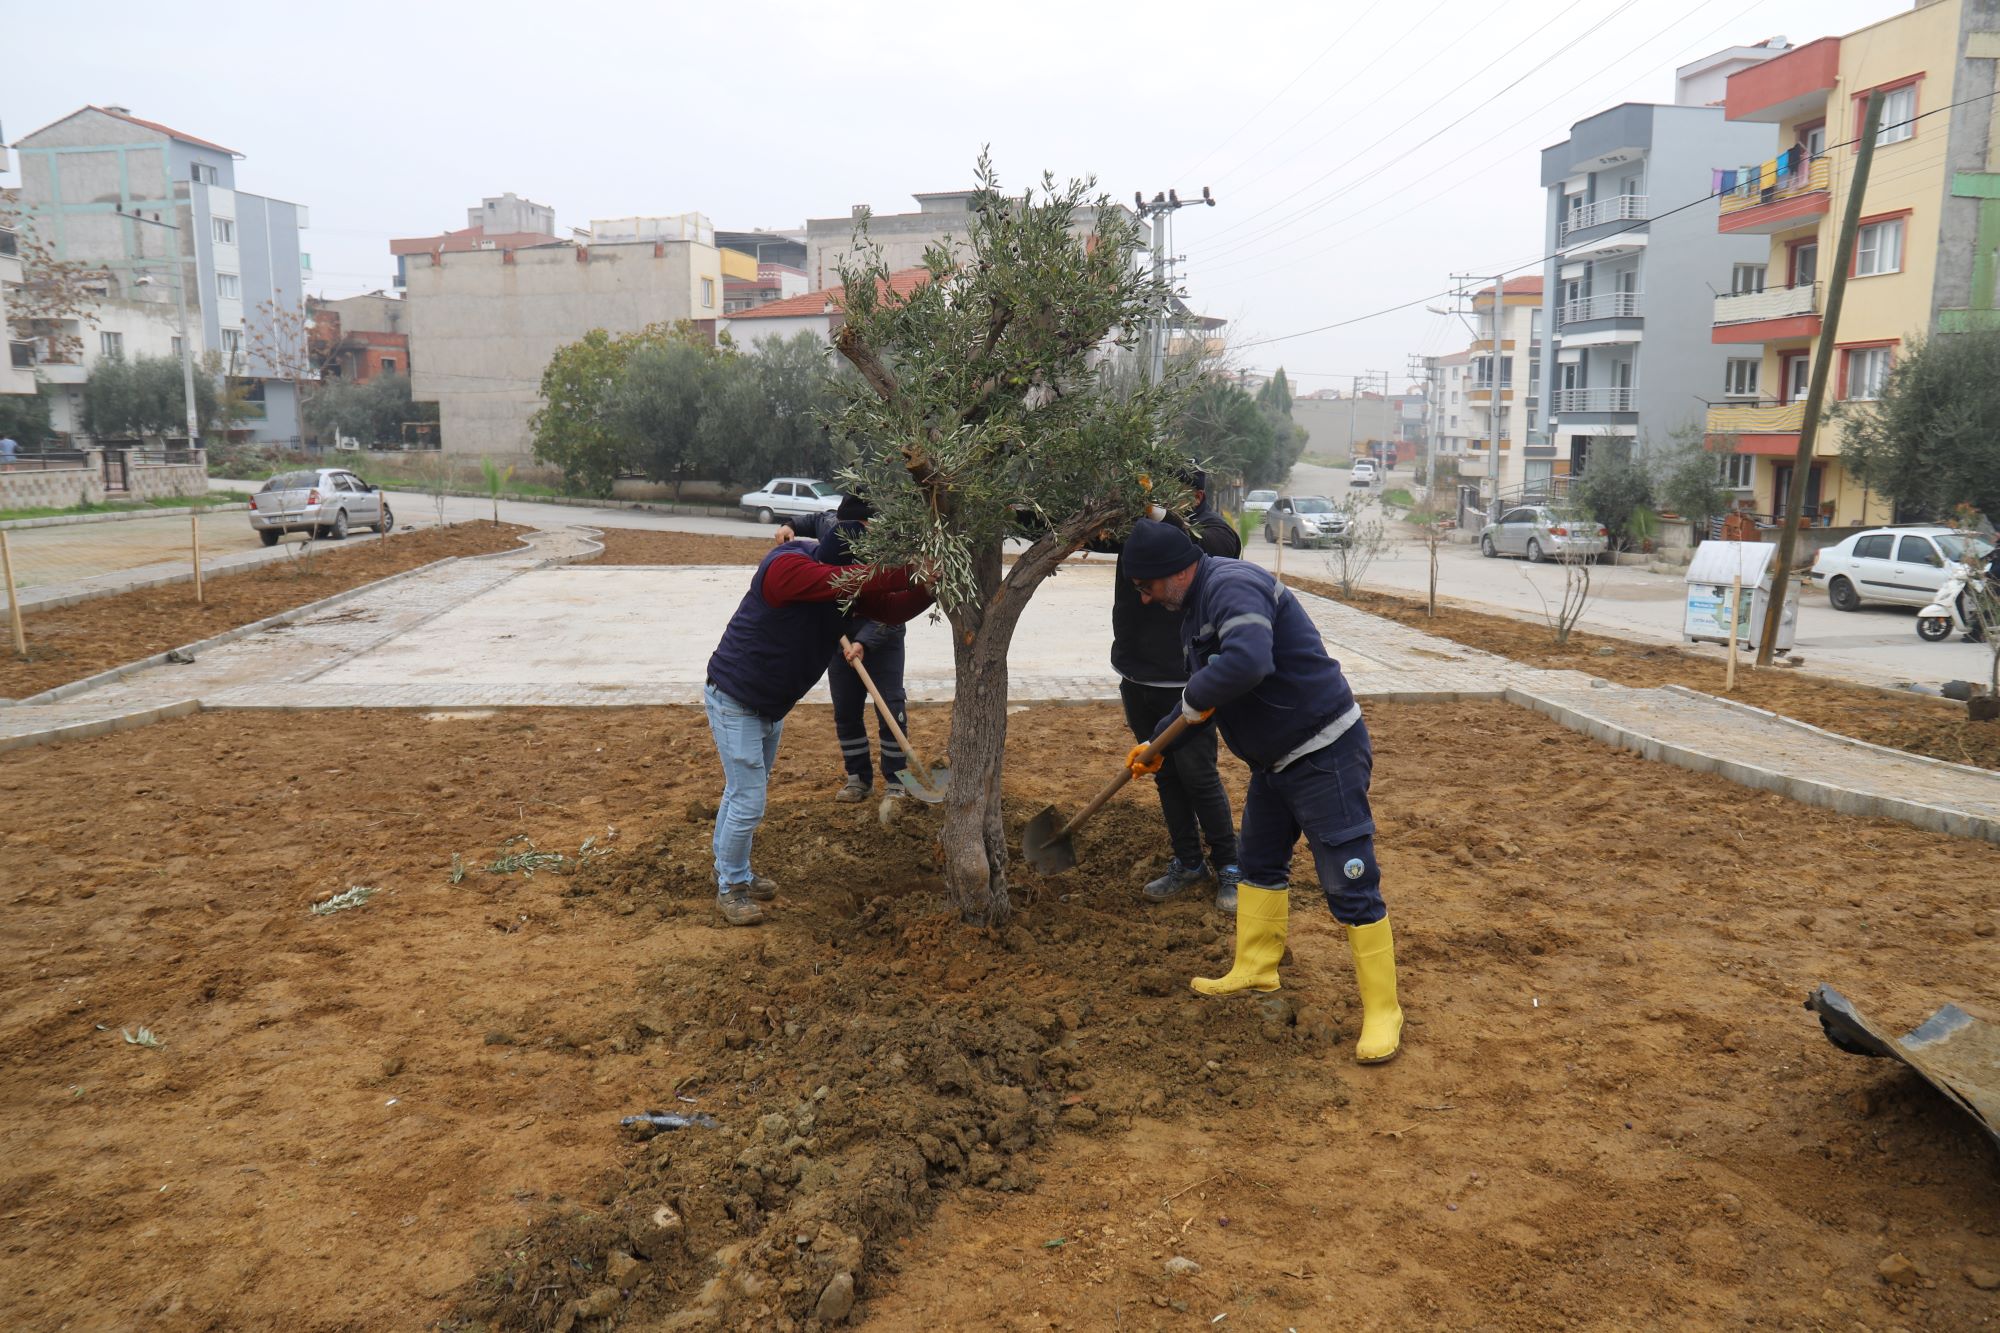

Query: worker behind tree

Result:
[778,495,912,804]
[1122,518,1403,1063]
[703,519,933,925]
[1094,466,1243,911]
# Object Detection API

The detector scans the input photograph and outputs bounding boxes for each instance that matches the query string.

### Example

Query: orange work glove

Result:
[1126,743,1165,779]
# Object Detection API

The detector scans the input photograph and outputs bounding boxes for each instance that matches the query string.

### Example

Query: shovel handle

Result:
[840,636,931,782]
[1054,713,1194,842]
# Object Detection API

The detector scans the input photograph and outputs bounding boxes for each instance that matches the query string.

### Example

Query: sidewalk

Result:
[4,549,1996,846]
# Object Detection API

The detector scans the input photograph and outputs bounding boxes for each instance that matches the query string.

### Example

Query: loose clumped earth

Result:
[0,701,1994,1331]
[0,521,533,699]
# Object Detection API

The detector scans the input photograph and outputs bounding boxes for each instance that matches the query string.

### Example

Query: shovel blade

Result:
[894,765,949,805]
[1021,804,1076,876]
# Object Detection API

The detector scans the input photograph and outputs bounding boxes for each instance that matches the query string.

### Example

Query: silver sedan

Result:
[248,467,394,544]
[1479,505,1608,563]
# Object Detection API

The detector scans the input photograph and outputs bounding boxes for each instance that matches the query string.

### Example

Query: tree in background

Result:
[618,334,722,496]
[0,190,101,367]
[303,372,433,447]
[531,324,678,496]
[1176,378,1303,490]
[81,354,223,443]
[1255,366,1293,418]
[1839,332,2000,519]
[0,384,56,446]
[1651,423,1736,536]
[1571,434,1655,551]
[832,156,1185,926]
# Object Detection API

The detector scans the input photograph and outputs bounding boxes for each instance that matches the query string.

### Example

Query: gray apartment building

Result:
[1534,55,1782,484]
[805,190,1130,291]
[10,105,310,445]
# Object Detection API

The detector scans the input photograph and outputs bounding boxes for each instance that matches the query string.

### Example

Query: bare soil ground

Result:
[0,523,533,700]
[1297,577,2000,772]
[585,528,778,567]
[2,701,1995,1331]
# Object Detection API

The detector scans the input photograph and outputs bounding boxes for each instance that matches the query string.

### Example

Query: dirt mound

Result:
[453,791,1352,1331]
[586,527,777,566]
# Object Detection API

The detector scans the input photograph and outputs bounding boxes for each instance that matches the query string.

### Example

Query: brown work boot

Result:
[834,775,870,803]
[744,874,777,901]
[717,886,765,926]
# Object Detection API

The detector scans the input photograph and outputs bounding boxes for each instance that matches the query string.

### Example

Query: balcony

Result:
[1718,156,1830,234]
[1552,387,1634,415]
[1465,437,1513,452]
[1560,292,1642,325]
[1712,282,1821,343]
[1706,400,1805,436]
[1562,194,1648,241]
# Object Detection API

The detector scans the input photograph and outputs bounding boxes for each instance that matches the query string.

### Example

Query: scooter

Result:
[1916,560,1988,642]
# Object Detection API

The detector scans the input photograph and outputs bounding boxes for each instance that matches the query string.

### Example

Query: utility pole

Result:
[1757,92,1882,667]
[1133,187,1216,385]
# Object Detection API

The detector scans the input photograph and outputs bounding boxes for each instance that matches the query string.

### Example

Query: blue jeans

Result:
[1238,720,1385,925]
[705,683,784,893]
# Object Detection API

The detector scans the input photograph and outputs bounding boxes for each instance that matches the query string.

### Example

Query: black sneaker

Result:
[1142,858,1212,904]
[1214,864,1241,914]
[717,887,766,926]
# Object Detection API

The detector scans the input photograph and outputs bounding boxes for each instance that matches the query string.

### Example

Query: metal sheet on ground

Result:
[1805,983,2000,1148]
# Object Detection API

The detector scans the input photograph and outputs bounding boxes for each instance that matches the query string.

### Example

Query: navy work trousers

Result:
[1238,719,1385,925]
[826,635,907,786]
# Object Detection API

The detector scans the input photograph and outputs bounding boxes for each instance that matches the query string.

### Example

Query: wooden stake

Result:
[1725,573,1742,692]
[0,530,25,659]
[191,501,204,605]
[1274,526,1285,587]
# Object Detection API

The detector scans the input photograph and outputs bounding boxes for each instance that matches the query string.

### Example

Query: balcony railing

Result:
[1718,155,1830,221]
[1706,400,1806,434]
[1559,292,1643,324]
[1562,194,1648,239]
[1713,282,1820,325]
[1552,387,1634,414]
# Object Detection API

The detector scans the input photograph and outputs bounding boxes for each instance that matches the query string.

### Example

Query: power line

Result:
[1229,84,2000,352]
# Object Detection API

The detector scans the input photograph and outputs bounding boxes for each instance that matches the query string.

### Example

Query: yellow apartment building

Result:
[1707,0,2000,527]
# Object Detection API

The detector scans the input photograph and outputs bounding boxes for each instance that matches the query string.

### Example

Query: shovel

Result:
[840,636,949,804]
[1022,714,1194,875]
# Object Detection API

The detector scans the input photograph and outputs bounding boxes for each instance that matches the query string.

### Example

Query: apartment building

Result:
[1455,278,1543,511]
[402,217,725,458]
[1706,0,2000,527]
[10,106,310,444]
[1,132,33,401]
[390,193,560,290]
[804,190,1131,291]
[1427,350,1475,481]
[1535,58,1783,496]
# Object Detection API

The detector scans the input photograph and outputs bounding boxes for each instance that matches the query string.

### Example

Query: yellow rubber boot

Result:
[1347,918,1403,1063]
[1191,884,1287,996]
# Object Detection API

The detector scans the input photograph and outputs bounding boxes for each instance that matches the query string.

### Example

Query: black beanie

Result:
[1123,517,1201,579]
[836,492,874,523]
[815,518,865,566]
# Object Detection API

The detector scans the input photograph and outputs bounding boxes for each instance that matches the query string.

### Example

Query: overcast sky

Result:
[5,0,1905,389]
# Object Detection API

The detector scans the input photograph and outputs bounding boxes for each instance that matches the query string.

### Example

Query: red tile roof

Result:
[14,106,240,156]
[728,267,932,320]
[1476,276,1544,298]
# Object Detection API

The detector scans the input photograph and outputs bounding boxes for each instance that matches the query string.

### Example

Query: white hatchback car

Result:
[1812,526,1993,610]
[739,477,842,524]
[1350,460,1379,488]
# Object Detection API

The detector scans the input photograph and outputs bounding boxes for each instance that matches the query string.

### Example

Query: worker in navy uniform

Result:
[1121,518,1402,1063]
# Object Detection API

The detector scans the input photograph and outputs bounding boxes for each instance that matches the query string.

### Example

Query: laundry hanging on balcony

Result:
[1717,147,1804,198]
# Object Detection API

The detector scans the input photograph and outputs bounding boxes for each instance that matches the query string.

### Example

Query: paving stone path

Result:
[4,538,1997,845]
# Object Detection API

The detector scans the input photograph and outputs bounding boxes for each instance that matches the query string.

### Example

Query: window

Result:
[191,162,219,185]
[1801,122,1827,158]
[1855,218,1904,276]
[1876,84,1917,145]
[170,336,184,359]
[216,272,241,299]
[1854,534,1893,559]
[211,217,235,244]
[1731,264,1767,295]
[1845,345,1892,400]
[1720,453,1754,488]
[99,331,124,359]
[701,277,715,309]
[1782,353,1811,402]
[1897,535,1941,567]
[1724,358,1760,397]
[220,328,244,357]
[1792,241,1818,286]
[380,357,397,374]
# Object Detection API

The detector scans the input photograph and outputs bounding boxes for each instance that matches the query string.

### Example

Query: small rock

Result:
[685,799,718,822]
[989,1084,1030,1115]
[483,1031,515,1047]
[379,1054,405,1078]
[1965,1264,2000,1291]
[1879,1253,1921,1287]
[574,1286,620,1318]
[814,1271,856,1323]
[1596,646,1616,656]
[1717,1193,1743,1218]
[1058,1105,1099,1130]
[606,1251,648,1290]
[1164,1256,1201,1277]
[1140,1089,1166,1114]
[1720,1030,1745,1052]
[1975,920,1996,939]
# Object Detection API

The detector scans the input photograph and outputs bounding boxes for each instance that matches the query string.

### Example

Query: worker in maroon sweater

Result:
[703,537,932,924]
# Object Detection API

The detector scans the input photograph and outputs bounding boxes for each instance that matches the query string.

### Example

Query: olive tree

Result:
[832,157,1186,927]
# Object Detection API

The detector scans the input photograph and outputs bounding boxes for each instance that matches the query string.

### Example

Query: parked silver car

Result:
[1263,495,1349,548]
[249,468,393,545]
[1479,506,1608,563]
